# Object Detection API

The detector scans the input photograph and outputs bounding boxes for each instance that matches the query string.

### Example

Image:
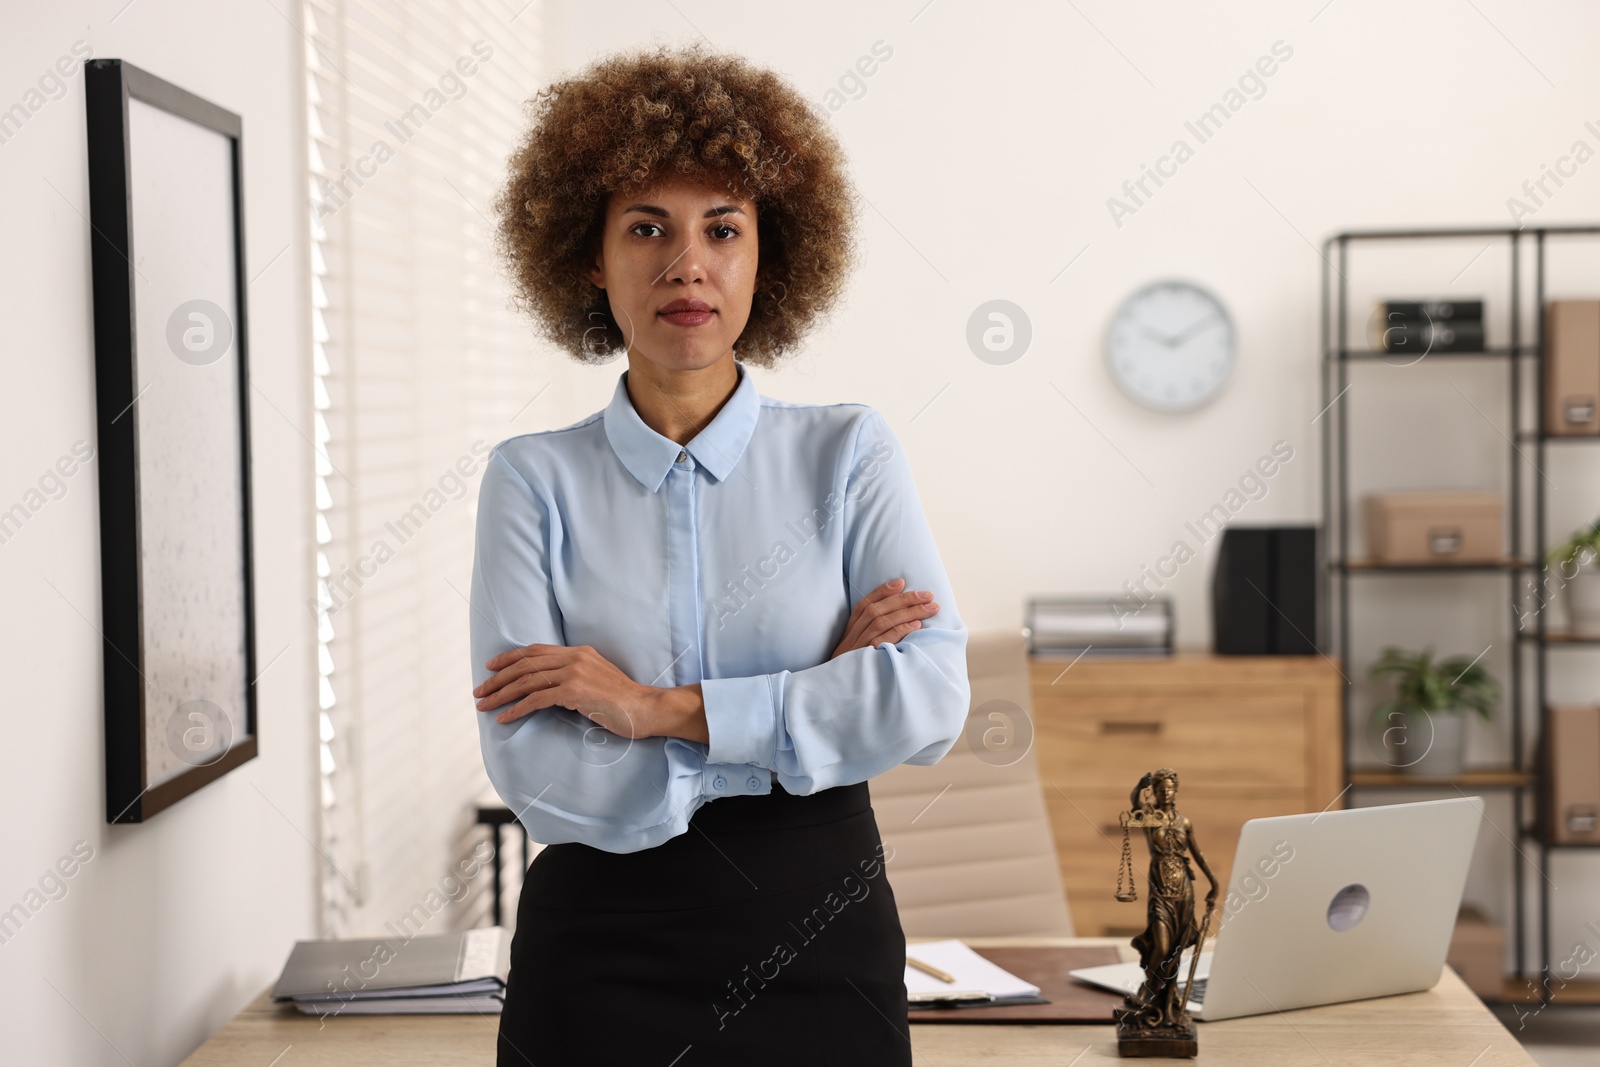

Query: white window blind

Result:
[302,0,548,937]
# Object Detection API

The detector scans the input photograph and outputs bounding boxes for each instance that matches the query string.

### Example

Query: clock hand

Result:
[1142,327,1174,347]
[1168,312,1220,347]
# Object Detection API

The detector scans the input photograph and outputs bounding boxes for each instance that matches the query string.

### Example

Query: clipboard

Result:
[907,945,1127,1023]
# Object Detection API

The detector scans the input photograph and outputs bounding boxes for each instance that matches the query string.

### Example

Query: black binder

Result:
[1212,526,1318,655]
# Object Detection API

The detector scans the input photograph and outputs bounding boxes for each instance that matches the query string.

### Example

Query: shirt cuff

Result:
[700,674,780,768]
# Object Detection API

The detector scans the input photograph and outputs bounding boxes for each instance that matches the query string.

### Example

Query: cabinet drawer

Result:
[1032,691,1311,791]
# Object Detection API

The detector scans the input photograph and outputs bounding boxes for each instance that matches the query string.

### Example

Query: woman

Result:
[469,42,970,1066]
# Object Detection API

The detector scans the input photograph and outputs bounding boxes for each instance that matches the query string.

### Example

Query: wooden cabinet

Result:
[1030,654,1344,936]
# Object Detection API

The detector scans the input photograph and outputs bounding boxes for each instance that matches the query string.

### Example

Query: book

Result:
[1370,317,1486,354]
[1377,299,1484,323]
[291,991,505,1016]
[272,926,510,1016]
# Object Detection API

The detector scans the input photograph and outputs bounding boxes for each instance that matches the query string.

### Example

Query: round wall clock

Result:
[1105,279,1236,413]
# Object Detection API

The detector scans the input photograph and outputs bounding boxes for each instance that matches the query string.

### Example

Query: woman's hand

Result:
[831,577,940,659]
[475,644,659,739]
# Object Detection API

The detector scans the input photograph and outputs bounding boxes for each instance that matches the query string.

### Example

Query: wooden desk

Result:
[181,936,1535,1066]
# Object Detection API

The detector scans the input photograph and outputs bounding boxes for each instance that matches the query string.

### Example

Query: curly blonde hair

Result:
[490,41,861,367]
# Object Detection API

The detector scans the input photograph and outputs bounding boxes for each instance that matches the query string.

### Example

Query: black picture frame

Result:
[85,59,258,823]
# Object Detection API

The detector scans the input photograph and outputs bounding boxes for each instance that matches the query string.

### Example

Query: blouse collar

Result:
[603,362,760,492]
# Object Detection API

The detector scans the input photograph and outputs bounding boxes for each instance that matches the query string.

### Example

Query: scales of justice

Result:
[1110,768,1220,1058]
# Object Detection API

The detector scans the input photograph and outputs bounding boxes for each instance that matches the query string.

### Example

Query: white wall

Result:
[0,3,317,1065]
[537,0,1600,984]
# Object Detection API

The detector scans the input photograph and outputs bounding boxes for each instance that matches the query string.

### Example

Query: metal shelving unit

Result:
[1320,223,1600,1007]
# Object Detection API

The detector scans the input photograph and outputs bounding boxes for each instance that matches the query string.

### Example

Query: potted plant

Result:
[1547,518,1600,635]
[1368,646,1498,776]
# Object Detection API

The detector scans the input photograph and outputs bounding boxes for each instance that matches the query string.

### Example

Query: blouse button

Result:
[712,775,727,790]
[676,449,688,463]
[747,776,761,790]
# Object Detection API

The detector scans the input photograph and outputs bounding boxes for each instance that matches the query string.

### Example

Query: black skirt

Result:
[496,780,912,1067]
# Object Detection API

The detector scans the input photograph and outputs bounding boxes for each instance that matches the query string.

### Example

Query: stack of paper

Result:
[1027,600,1171,655]
[271,927,510,1016]
[904,939,1042,1004]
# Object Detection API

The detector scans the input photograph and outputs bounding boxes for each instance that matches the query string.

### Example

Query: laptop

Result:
[1069,795,1484,1021]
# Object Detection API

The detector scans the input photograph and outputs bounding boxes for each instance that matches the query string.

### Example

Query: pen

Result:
[906,955,956,984]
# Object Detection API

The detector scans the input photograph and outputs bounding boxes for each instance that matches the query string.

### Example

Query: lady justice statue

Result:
[1111,768,1219,1057]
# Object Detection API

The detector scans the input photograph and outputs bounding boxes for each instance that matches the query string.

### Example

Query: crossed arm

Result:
[472,576,944,741]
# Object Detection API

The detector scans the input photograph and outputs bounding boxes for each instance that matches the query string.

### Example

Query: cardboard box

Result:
[1545,300,1600,436]
[1544,704,1600,845]
[1448,906,1506,999]
[1364,491,1504,564]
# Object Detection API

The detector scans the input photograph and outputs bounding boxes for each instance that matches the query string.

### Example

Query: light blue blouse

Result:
[469,363,970,854]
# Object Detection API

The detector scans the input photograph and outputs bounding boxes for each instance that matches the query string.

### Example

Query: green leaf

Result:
[1366,645,1498,723]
